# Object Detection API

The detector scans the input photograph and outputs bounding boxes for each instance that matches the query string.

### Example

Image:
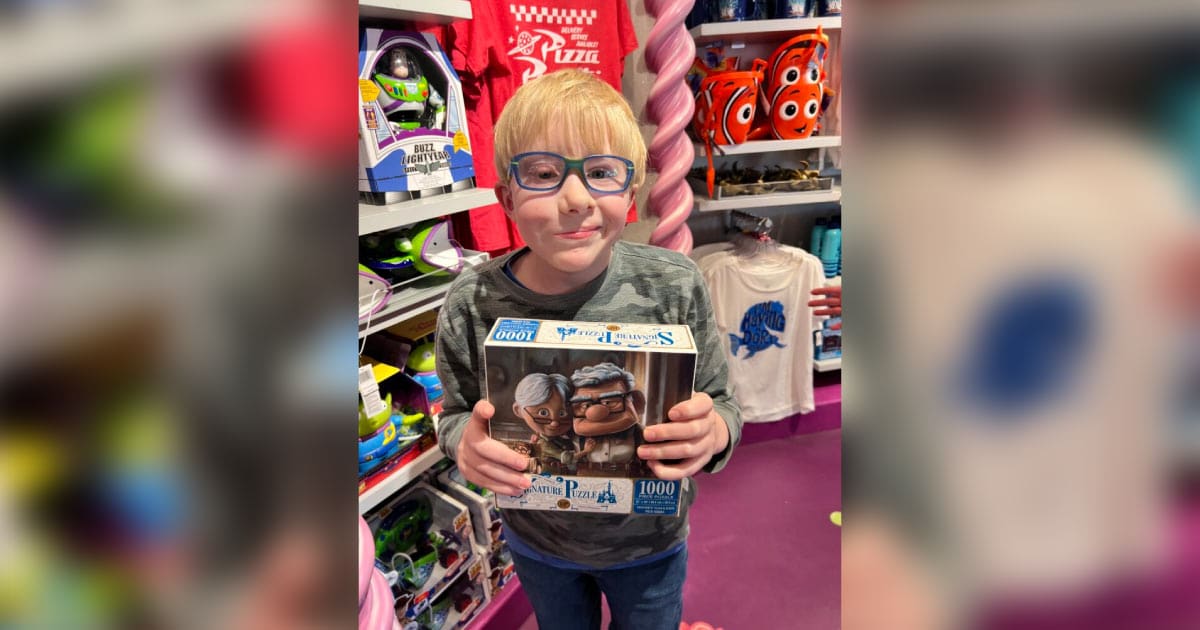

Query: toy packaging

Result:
[367,482,475,621]
[357,363,433,483]
[814,317,842,360]
[437,465,505,553]
[484,318,697,516]
[358,29,475,199]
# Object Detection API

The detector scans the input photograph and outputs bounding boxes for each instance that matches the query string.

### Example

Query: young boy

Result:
[434,69,742,630]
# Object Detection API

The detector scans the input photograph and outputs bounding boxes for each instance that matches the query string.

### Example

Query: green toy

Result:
[373,48,446,131]
[358,392,393,437]
[363,221,465,280]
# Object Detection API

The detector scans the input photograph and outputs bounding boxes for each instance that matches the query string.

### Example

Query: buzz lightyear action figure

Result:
[373,47,446,132]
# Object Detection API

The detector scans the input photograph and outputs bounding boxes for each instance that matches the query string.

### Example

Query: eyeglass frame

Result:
[569,390,629,416]
[522,405,571,425]
[507,152,636,194]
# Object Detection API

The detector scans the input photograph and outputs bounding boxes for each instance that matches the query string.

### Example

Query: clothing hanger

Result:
[727,210,784,261]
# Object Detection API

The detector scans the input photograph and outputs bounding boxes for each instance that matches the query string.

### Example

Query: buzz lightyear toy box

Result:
[358,29,475,199]
[484,318,697,516]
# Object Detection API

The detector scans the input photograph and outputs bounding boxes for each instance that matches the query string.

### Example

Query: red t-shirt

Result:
[437,0,639,255]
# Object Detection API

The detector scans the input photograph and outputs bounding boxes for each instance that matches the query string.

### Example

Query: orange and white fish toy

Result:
[750,27,833,140]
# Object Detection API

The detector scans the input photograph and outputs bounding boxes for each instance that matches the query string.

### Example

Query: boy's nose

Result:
[558,173,596,213]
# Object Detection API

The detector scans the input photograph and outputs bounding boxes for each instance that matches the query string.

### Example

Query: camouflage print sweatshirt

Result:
[434,240,742,568]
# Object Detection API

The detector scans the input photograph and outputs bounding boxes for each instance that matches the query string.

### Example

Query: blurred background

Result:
[0,0,357,628]
[2,0,1198,629]
[844,1,1200,629]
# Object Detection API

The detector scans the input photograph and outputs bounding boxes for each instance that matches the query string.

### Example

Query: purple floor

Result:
[513,427,842,630]
[682,428,842,629]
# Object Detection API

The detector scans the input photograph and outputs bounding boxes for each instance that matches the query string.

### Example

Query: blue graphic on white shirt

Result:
[729,301,787,358]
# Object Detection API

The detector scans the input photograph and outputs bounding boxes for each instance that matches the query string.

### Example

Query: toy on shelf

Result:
[748,28,833,141]
[375,498,464,592]
[814,317,841,360]
[358,364,434,482]
[405,341,443,403]
[367,484,476,625]
[687,161,831,200]
[437,465,505,553]
[360,264,392,323]
[685,44,740,96]
[692,62,767,197]
[359,29,475,200]
[362,221,466,284]
[373,48,446,133]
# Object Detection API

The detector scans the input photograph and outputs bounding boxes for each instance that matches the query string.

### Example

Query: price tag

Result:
[358,365,387,419]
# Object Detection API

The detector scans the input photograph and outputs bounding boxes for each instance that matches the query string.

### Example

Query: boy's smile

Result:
[556,226,602,240]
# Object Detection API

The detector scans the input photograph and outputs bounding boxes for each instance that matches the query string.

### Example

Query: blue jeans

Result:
[510,546,688,630]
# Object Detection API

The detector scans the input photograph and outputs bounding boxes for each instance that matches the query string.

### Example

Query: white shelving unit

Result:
[359,446,445,514]
[695,135,841,158]
[359,188,496,236]
[688,15,842,215]
[358,250,489,338]
[359,0,472,22]
[694,185,840,212]
[814,357,841,372]
[690,16,841,43]
[357,0,488,533]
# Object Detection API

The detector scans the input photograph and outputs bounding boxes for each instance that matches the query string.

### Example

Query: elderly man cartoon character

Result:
[570,362,651,477]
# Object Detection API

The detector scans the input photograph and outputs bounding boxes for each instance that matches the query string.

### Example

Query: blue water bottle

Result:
[774,0,814,18]
[810,217,827,258]
[712,0,745,21]
[820,218,841,278]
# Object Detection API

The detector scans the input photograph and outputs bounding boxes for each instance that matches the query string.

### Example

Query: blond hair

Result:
[493,69,647,188]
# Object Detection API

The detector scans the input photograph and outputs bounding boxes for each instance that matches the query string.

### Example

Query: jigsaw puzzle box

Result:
[483,318,697,516]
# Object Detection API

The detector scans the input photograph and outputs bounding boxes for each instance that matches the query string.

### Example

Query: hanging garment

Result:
[702,246,825,422]
[432,0,639,254]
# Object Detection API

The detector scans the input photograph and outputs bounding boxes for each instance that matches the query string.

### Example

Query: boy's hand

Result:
[637,392,729,480]
[456,400,532,496]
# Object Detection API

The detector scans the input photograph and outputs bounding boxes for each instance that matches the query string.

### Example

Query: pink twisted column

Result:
[645,0,696,254]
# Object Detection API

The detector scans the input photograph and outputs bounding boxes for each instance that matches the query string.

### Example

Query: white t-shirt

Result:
[701,246,825,422]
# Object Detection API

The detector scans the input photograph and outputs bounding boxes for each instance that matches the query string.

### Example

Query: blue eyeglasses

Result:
[508,152,635,193]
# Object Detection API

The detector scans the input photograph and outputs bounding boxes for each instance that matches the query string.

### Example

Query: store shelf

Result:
[694,185,840,212]
[359,446,445,514]
[694,136,841,159]
[358,0,472,22]
[690,16,842,43]
[467,577,530,630]
[359,187,497,236]
[814,357,841,372]
[358,250,489,338]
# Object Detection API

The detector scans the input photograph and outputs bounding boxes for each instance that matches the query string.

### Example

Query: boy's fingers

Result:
[811,286,841,297]
[475,438,531,471]
[646,455,706,481]
[643,419,707,443]
[807,298,839,307]
[471,460,531,491]
[471,399,495,422]
[666,393,713,422]
[638,438,705,461]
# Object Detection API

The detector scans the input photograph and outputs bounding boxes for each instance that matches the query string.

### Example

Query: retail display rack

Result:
[689,16,842,212]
